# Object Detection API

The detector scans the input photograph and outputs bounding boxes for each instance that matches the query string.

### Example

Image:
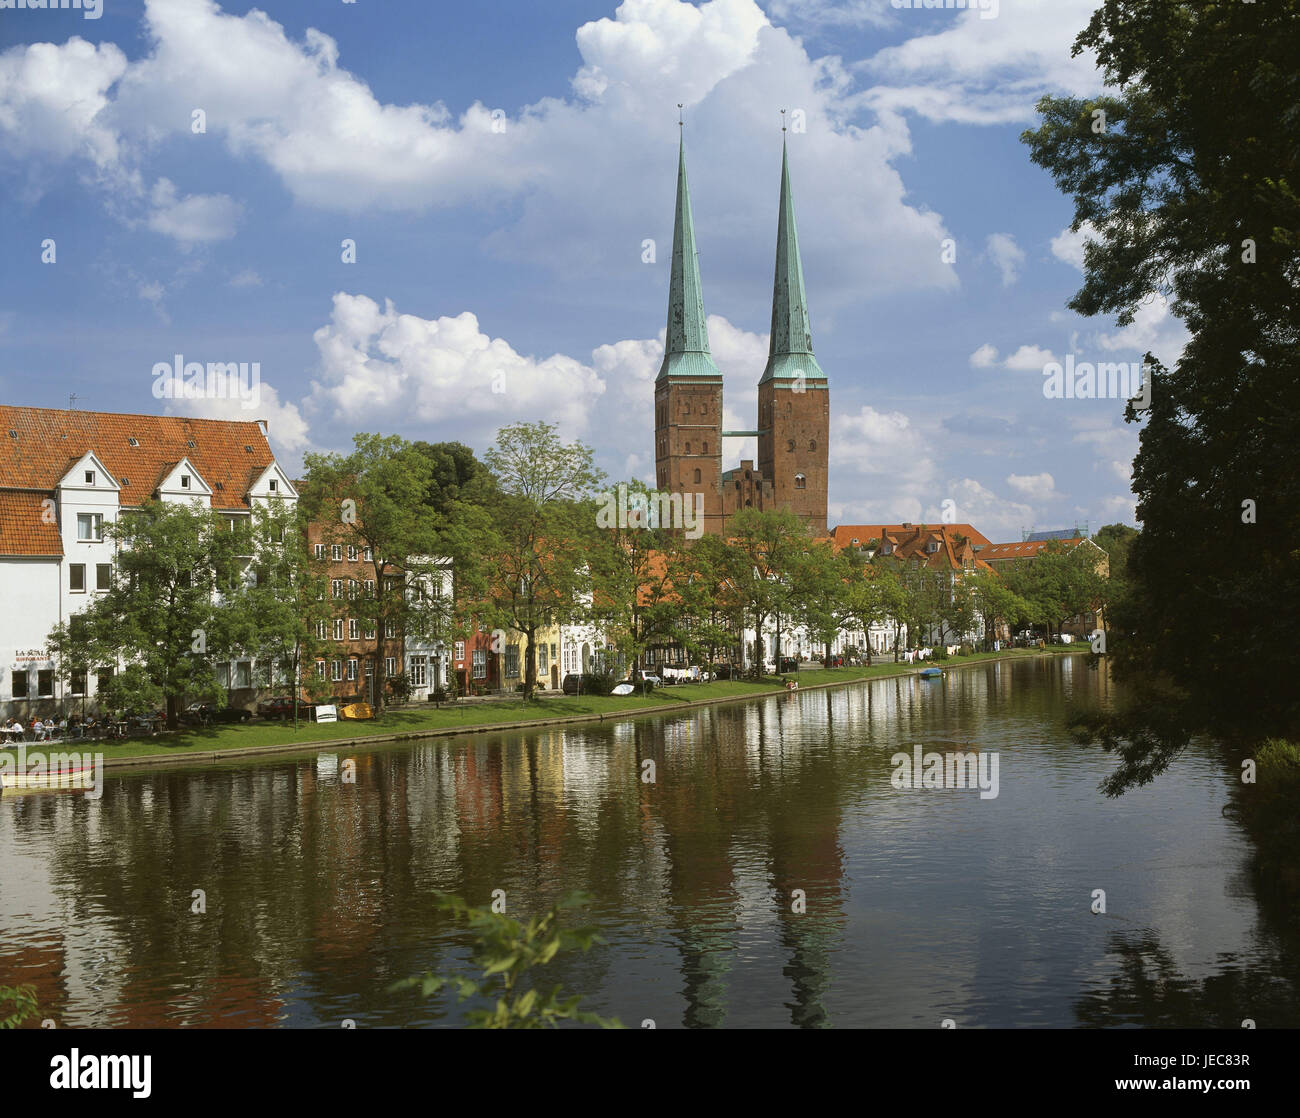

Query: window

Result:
[693,469,702,484]
[787,439,796,452]
[454,640,465,662]
[332,544,342,561]
[180,474,190,489]
[347,545,358,562]
[268,479,277,493]
[364,547,373,562]
[70,669,87,696]
[235,661,252,689]
[331,660,342,682]
[685,442,691,454]
[431,579,443,600]
[96,563,111,591]
[70,563,86,592]
[348,619,359,640]
[11,671,28,699]
[385,657,396,679]
[37,670,53,697]
[809,440,817,451]
[472,649,486,679]
[333,619,344,641]
[84,470,95,485]
[347,659,358,682]
[316,661,327,679]
[505,645,519,678]
[409,657,426,687]
[346,579,358,600]
[702,442,709,454]
[77,513,103,541]
[316,621,327,639]
[332,579,343,599]
[794,474,806,490]
[538,644,548,672]
[364,579,375,598]
[315,544,326,560]
[550,643,557,662]
[96,669,112,695]
[365,626,376,640]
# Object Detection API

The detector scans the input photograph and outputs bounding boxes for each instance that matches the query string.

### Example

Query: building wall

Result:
[655,378,725,536]
[757,382,830,535]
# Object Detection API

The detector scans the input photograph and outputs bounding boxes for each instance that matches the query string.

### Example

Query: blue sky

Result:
[0,0,1175,539]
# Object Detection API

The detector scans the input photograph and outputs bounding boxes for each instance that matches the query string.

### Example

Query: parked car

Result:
[181,702,252,726]
[256,695,301,720]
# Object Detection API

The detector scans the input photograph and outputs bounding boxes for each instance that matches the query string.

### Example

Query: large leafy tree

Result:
[301,434,450,715]
[47,500,243,729]
[221,501,334,723]
[1023,0,1300,788]
[589,481,677,678]
[726,508,808,676]
[666,533,742,673]
[790,541,855,666]
[480,423,605,699]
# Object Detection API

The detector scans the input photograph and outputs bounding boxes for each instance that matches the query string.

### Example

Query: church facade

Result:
[653,135,829,537]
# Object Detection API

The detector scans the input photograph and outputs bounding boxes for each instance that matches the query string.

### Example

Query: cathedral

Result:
[653,132,830,537]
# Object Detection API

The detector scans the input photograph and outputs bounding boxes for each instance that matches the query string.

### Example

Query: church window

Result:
[685,442,691,454]
[810,440,817,451]
[702,442,709,454]
[787,439,795,452]
[693,469,701,484]
[795,474,806,490]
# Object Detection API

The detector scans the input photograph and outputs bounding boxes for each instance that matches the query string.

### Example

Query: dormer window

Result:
[128,437,139,447]
[84,470,95,485]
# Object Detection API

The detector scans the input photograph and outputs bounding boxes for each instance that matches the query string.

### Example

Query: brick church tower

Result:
[756,138,829,536]
[653,132,828,538]
[654,134,726,536]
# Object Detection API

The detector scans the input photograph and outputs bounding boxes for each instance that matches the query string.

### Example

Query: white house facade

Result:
[0,406,296,721]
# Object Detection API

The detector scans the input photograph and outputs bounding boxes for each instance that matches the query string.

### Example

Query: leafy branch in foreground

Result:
[0,984,39,1030]
[389,892,622,1029]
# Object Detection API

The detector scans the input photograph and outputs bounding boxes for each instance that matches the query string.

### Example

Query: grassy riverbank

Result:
[22,646,1083,768]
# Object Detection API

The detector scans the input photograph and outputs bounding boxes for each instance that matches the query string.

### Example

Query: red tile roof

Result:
[0,406,276,511]
[983,538,1084,561]
[0,489,63,556]
[831,523,995,573]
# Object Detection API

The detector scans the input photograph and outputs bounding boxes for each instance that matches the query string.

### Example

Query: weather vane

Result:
[781,108,787,133]
[678,103,683,129]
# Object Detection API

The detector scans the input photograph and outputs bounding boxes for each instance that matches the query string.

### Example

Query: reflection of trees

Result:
[1073,933,1300,1028]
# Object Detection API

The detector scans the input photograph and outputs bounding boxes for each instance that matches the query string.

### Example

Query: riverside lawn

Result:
[79,648,1082,765]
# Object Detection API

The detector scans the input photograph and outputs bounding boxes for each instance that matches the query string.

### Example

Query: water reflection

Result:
[1,657,1293,1028]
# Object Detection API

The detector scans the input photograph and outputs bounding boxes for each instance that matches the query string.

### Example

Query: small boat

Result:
[919,667,943,678]
[339,702,373,720]
[611,683,636,696]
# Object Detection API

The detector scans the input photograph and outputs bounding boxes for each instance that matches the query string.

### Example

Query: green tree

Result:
[726,508,808,676]
[791,541,854,666]
[301,435,449,715]
[667,533,741,673]
[47,500,244,729]
[1023,0,1300,788]
[480,423,605,699]
[222,501,333,723]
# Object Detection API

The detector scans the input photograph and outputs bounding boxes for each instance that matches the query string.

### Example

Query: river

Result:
[2,654,1296,1028]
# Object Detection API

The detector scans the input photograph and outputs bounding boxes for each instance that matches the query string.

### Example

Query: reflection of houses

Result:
[0,406,295,721]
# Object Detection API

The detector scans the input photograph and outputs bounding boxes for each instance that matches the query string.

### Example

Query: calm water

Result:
[2,655,1297,1028]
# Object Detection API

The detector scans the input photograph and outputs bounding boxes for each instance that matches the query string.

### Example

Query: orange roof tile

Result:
[0,489,63,556]
[0,406,276,511]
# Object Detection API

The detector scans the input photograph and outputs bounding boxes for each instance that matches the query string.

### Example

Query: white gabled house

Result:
[0,405,297,720]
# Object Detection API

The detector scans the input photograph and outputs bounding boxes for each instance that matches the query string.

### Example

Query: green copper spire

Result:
[658,134,722,382]
[760,137,826,385]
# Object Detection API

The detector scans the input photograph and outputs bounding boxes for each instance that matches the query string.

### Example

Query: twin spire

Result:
[657,129,825,385]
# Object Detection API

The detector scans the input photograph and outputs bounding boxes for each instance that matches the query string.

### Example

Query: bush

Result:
[582,671,617,696]
[934,645,948,660]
